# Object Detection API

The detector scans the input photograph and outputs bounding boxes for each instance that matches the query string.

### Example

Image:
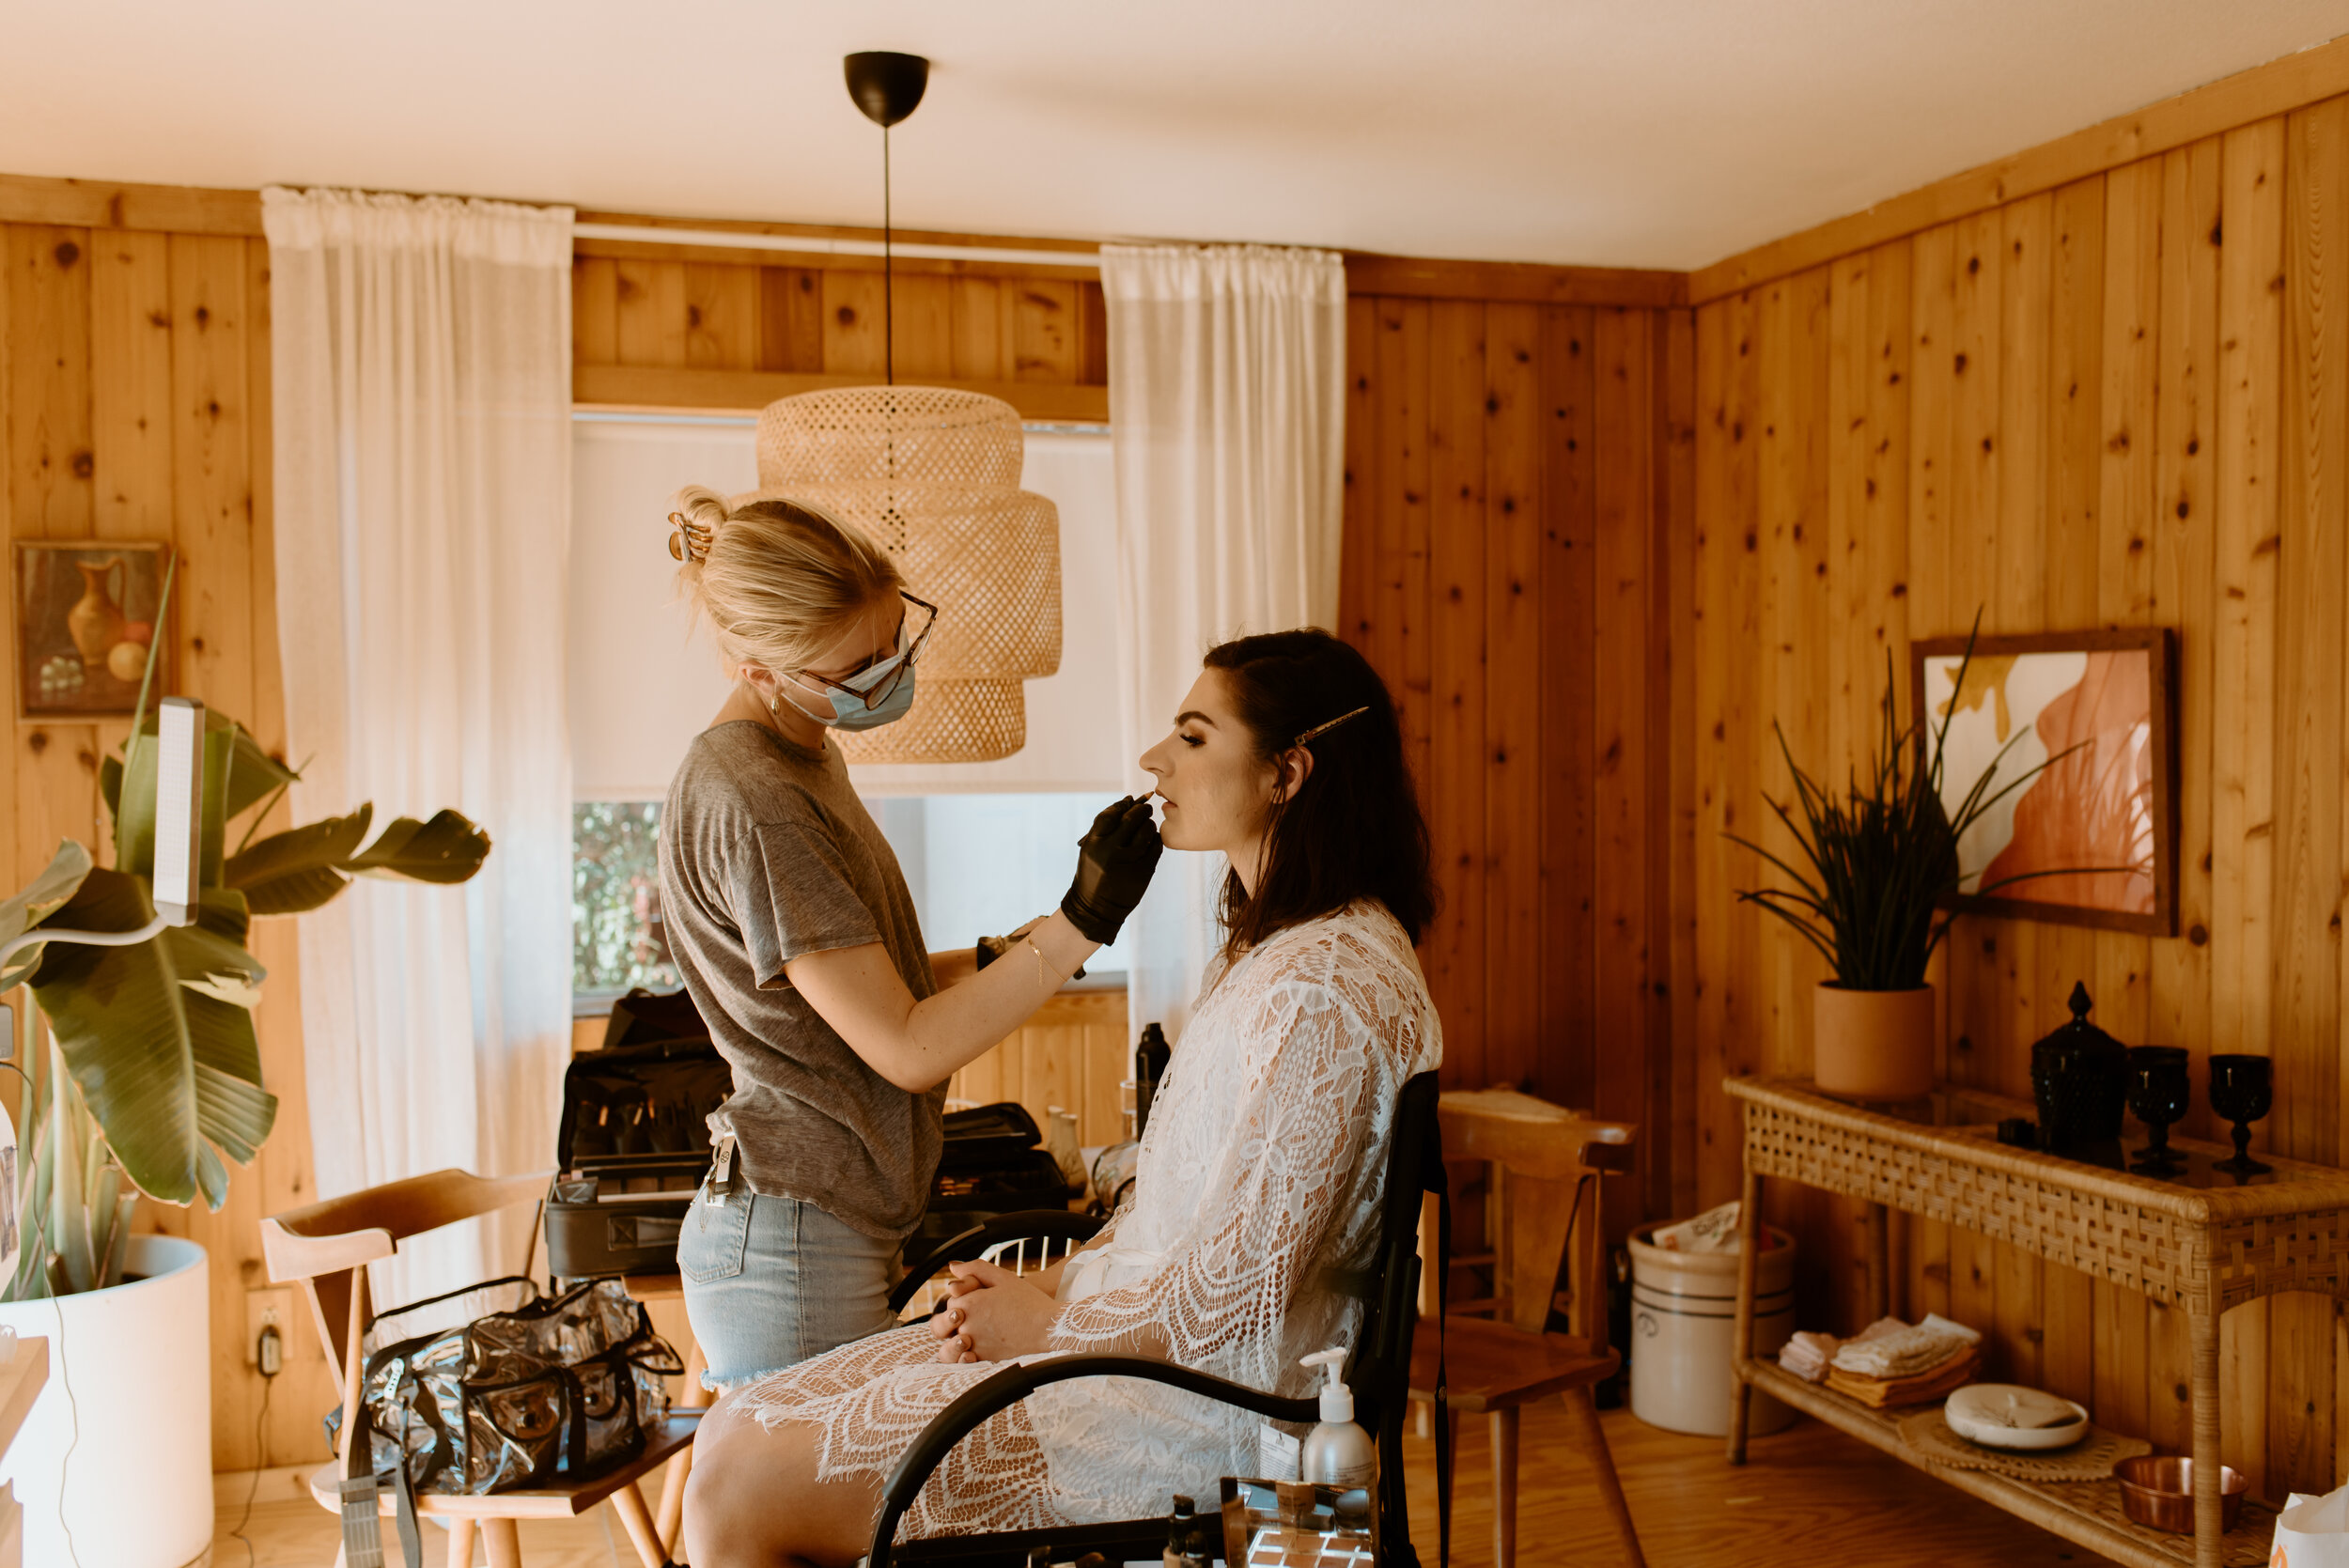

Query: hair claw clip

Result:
[668,510,714,564]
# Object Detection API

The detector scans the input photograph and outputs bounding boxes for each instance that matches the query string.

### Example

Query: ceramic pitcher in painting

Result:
[67,556,129,665]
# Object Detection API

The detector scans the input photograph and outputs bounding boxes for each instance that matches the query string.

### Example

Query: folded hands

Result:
[928,1259,1061,1364]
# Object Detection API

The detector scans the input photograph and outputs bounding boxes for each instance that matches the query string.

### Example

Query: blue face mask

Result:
[775,647,919,731]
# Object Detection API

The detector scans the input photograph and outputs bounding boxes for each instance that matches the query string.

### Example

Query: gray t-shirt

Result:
[659,721,941,1240]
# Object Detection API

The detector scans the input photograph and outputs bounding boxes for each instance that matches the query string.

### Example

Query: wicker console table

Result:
[1723,1076,2349,1568]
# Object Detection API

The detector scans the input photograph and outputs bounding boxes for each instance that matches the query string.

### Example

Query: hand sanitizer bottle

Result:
[1299,1348,1377,1487]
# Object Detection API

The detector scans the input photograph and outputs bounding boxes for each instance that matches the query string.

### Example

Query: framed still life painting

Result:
[15,541,172,721]
[1910,629,2178,937]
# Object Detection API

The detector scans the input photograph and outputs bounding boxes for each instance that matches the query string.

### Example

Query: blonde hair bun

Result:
[664,484,901,680]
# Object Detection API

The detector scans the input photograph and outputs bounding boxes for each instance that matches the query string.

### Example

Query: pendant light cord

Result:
[883,124,894,387]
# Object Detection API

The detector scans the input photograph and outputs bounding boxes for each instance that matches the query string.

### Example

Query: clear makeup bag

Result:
[349,1275,681,1500]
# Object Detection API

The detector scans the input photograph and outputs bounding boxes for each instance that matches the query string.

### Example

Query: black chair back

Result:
[890,1210,1107,1316]
[1347,1069,1445,1560]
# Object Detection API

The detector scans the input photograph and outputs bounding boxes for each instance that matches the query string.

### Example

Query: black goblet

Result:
[2126,1047,2190,1174]
[2208,1054,2274,1176]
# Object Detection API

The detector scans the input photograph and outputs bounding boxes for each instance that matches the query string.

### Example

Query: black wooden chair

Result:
[889,1209,1111,1319]
[867,1070,1449,1567]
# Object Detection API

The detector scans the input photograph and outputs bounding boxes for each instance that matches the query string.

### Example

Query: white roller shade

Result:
[568,417,1126,801]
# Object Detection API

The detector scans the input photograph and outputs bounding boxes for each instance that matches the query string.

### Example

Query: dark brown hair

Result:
[1203,629,1436,955]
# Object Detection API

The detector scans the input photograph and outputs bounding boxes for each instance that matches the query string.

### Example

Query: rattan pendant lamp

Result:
[739,51,1062,764]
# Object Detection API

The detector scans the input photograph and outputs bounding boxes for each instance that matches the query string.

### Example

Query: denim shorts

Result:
[677,1184,903,1390]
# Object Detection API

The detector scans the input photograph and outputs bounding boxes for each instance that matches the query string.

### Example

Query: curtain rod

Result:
[573,223,1100,271]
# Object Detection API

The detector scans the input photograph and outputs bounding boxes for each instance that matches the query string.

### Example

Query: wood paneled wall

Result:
[0,219,334,1468]
[946,988,1131,1148]
[1684,101,2349,1499]
[569,241,1109,417]
[1338,293,1693,1227]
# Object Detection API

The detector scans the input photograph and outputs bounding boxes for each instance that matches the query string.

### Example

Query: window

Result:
[572,801,677,995]
[571,792,1129,996]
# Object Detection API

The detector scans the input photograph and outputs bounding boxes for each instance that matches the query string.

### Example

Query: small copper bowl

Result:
[2113,1455,2248,1533]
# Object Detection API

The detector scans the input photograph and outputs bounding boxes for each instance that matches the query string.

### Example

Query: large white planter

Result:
[0,1234,212,1568]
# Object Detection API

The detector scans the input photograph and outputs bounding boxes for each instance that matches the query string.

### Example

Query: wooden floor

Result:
[210,1406,2114,1566]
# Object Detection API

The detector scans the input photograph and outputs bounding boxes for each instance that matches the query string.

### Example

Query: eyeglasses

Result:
[795,591,938,710]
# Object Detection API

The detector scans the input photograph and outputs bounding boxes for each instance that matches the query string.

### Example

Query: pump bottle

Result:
[1299,1348,1377,1487]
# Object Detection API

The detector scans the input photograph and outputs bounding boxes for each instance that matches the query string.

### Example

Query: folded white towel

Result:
[1828,1313,1982,1378]
[1779,1330,1840,1383]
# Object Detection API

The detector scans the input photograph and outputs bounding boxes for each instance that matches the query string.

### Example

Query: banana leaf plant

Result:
[6,585,490,1300]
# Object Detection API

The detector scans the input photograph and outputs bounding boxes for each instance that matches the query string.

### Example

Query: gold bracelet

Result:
[1025,934,1066,987]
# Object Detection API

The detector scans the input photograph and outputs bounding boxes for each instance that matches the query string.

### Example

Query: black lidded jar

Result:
[2030,982,2129,1153]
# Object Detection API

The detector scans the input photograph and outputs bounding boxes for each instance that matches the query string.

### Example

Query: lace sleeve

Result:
[1045,1201,1123,1297]
[1045,950,1388,1388]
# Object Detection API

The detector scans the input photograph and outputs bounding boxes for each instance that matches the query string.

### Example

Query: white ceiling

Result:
[9,0,2349,271]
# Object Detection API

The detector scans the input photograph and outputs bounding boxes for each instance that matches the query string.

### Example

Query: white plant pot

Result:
[0,1234,212,1568]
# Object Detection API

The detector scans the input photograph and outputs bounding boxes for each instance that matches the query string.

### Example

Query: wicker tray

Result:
[1898,1406,2152,1481]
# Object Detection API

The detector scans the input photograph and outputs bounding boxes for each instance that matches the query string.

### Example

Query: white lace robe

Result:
[731,900,1442,1537]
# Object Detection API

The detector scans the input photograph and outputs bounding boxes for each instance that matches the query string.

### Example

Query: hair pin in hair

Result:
[668,510,713,565]
[1295,706,1369,746]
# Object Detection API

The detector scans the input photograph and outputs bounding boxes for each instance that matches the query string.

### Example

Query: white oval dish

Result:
[1943,1384,2090,1451]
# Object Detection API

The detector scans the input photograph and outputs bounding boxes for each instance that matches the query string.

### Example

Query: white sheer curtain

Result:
[265,188,575,1304]
[1100,244,1346,1046]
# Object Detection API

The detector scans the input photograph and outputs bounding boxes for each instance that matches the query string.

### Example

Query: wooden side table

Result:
[1723,1076,2349,1568]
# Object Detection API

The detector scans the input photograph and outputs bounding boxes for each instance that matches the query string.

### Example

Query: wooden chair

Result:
[261,1168,699,1568]
[1409,1088,1646,1568]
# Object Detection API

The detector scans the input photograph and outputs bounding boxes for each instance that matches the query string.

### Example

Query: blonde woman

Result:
[657,486,1161,1390]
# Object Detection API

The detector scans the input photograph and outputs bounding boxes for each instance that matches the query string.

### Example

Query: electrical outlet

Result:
[244,1286,293,1367]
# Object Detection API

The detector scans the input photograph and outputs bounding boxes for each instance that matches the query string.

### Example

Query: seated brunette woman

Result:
[684,629,1442,1568]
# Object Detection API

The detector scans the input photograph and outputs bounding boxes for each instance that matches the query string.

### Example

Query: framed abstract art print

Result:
[1910,628,2178,937]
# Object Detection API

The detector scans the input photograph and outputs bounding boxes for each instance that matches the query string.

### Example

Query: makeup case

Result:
[904,1101,1078,1263]
[543,989,731,1280]
[545,990,1077,1277]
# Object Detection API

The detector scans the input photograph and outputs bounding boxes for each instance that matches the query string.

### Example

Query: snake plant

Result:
[1731,617,2093,992]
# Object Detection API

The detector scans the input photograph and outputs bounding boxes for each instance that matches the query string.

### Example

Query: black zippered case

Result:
[544,990,730,1280]
[904,1102,1076,1262]
[545,991,1077,1277]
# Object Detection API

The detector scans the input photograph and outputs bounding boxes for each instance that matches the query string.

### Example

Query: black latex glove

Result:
[1058,796,1163,945]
